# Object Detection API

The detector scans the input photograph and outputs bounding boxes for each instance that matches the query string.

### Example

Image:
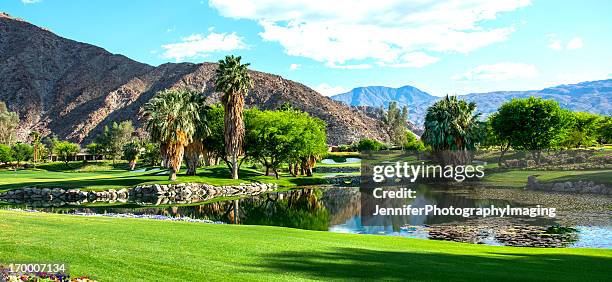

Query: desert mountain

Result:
[0,12,391,145]
[332,80,612,125]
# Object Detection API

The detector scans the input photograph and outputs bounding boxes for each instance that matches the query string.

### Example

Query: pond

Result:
[320,158,361,164]
[3,185,610,248]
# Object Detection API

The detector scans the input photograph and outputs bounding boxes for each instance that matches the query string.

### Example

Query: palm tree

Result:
[184,94,210,176]
[422,95,484,164]
[215,55,253,179]
[142,89,200,181]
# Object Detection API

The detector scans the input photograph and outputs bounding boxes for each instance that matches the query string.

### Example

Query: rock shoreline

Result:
[0,182,277,207]
[527,176,611,195]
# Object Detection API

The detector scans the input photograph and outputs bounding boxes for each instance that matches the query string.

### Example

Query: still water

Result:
[4,186,610,248]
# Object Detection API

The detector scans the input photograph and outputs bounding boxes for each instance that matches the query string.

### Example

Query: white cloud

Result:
[312,83,349,96]
[381,52,440,68]
[209,0,530,68]
[325,62,372,70]
[566,37,584,50]
[161,31,247,61]
[289,63,301,71]
[547,34,563,51]
[453,62,539,81]
[547,34,583,51]
[22,0,42,3]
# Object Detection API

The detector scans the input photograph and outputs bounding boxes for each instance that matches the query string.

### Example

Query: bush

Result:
[403,133,425,151]
[357,138,386,151]
[0,144,13,164]
[11,142,33,165]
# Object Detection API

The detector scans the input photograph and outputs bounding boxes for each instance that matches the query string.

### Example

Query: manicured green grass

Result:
[482,169,612,187]
[0,161,327,192]
[0,210,610,281]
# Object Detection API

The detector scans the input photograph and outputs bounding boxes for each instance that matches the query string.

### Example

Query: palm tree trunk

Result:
[223,91,245,180]
[167,142,185,181]
[185,140,203,176]
[230,154,239,179]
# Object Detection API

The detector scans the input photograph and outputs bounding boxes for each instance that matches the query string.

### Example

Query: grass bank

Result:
[0,210,610,281]
[0,161,328,192]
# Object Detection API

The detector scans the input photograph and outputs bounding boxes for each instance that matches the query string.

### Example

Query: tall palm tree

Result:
[215,55,253,179]
[422,95,484,164]
[142,89,200,181]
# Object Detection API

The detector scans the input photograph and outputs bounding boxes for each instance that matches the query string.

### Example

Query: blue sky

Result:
[2,0,611,96]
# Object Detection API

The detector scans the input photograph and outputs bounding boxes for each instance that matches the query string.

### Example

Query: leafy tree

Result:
[201,105,226,166]
[403,132,425,152]
[383,102,409,146]
[490,97,567,161]
[123,141,142,170]
[0,101,19,146]
[0,144,13,164]
[98,121,134,162]
[54,141,80,165]
[560,112,602,148]
[215,55,253,179]
[143,89,200,181]
[86,143,103,160]
[11,143,33,166]
[597,116,612,144]
[357,138,386,152]
[142,142,161,167]
[42,135,60,161]
[245,109,327,178]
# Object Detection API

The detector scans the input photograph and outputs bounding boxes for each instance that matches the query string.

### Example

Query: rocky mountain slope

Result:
[331,85,437,125]
[0,13,390,145]
[332,80,612,125]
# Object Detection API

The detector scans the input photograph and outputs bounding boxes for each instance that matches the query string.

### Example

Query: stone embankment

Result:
[527,176,611,195]
[0,182,277,207]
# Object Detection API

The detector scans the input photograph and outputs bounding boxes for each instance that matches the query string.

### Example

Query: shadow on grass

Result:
[199,167,328,186]
[0,172,163,191]
[1,166,328,191]
[250,247,612,281]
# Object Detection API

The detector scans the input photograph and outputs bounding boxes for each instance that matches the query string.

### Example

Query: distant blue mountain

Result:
[331,79,612,125]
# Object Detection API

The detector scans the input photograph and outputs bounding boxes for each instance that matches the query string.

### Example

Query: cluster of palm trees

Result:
[142,55,252,180]
[421,95,484,165]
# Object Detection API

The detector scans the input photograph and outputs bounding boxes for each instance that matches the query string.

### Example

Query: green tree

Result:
[215,55,253,179]
[98,121,134,162]
[383,102,409,146]
[0,144,13,164]
[403,132,425,152]
[142,142,161,167]
[54,141,80,165]
[597,116,612,144]
[201,105,226,166]
[184,94,210,176]
[0,101,19,146]
[11,143,33,166]
[560,112,602,148]
[86,143,103,160]
[42,135,60,161]
[123,141,141,170]
[422,95,484,164]
[490,97,567,161]
[142,89,200,181]
[422,95,483,151]
[357,138,385,152]
[245,109,327,178]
